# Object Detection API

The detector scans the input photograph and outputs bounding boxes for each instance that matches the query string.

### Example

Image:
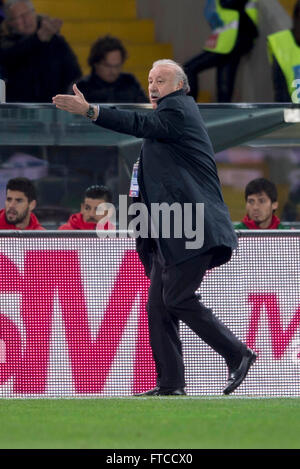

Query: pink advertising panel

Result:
[0,233,299,398]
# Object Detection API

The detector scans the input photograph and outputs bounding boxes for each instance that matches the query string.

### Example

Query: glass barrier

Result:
[0,103,300,228]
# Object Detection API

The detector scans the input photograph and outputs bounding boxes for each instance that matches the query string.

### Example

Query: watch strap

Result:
[86,104,95,118]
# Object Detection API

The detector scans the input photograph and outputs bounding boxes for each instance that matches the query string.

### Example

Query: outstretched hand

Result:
[52,84,89,116]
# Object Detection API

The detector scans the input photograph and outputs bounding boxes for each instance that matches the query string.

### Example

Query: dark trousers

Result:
[146,252,246,388]
[184,50,243,102]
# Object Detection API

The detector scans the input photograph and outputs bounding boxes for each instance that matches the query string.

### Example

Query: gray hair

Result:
[152,59,190,94]
[4,0,35,18]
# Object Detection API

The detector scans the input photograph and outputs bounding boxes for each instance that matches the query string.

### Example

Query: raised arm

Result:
[53,84,184,140]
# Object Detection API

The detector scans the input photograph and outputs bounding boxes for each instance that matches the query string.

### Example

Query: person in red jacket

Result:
[0,177,44,230]
[234,178,288,230]
[59,184,115,230]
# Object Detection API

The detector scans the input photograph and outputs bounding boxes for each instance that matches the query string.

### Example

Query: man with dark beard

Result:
[0,177,44,230]
[234,178,288,230]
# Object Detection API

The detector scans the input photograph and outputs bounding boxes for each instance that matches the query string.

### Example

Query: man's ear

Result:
[272,201,279,212]
[29,199,37,212]
[176,80,184,90]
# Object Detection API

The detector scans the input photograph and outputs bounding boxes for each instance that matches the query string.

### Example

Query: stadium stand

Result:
[279,0,297,15]
[33,0,173,94]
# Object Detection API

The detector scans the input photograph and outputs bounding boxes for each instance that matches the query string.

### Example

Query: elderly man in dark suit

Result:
[53,59,256,396]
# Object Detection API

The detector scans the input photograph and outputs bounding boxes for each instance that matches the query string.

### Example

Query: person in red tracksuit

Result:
[0,177,44,230]
[59,184,115,231]
[234,178,289,230]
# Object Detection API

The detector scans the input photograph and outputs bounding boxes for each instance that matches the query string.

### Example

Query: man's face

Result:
[81,197,109,223]
[5,189,36,226]
[94,50,123,83]
[246,191,278,226]
[7,1,37,35]
[148,65,183,109]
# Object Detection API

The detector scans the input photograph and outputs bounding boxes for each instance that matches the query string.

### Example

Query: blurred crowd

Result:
[1,0,300,104]
[0,0,147,103]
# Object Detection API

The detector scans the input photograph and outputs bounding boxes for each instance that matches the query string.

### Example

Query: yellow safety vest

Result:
[268,30,300,102]
[203,0,258,54]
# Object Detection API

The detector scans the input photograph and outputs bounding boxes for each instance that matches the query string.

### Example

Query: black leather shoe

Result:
[223,348,257,395]
[158,387,186,396]
[134,386,186,396]
[134,386,160,396]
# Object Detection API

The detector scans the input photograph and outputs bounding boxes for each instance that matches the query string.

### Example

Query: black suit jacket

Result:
[94,89,237,272]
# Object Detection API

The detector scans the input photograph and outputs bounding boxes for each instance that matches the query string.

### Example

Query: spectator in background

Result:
[0,0,81,102]
[0,177,45,230]
[184,0,258,102]
[0,1,5,25]
[0,1,4,77]
[234,178,288,230]
[74,35,147,103]
[59,185,115,230]
[268,0,300,102]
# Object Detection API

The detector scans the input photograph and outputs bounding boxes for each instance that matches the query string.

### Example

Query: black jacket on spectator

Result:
[0,5,4,26]
[94,89,237,271]
[184,0,258,102]
[0,1,4,78]
[0,16,81,102]
[272,57,291,101]
[221,0,258,55]
[76,71,148,103]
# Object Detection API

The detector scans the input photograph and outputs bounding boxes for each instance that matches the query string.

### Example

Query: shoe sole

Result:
[134,389,186,397]
[223,352,257,395]
[133,386,160,396]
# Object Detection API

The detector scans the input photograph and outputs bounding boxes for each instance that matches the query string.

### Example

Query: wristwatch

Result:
[86,104,96,119]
